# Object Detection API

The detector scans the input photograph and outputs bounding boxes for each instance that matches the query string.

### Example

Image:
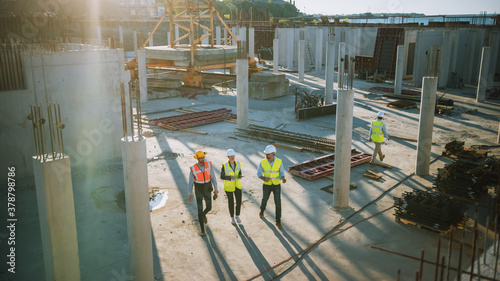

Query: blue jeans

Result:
[260,184,281,223]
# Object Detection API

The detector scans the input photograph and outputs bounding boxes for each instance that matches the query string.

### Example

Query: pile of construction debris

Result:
[442,140,489,160]
[434,157,498,200]
[394,190,467,232]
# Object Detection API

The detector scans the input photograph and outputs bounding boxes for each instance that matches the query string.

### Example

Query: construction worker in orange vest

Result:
[187,150,219,236]
[369,111,390,164]
[257,144,286,230]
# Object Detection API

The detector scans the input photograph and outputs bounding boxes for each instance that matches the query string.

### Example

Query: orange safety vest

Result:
[190,161,212,184]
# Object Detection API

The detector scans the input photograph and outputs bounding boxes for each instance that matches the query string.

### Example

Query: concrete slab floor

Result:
[1,70,500,281]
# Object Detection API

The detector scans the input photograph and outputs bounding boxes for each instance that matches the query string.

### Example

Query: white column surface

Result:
[216,26,222,45]
[476,47,491,103]
[237,59,249,129]
[273,39,279,74]
[416,77,438,176]
[315,29,323,74]
[298,40,305,83]
[119,26,124,43]
[394,45,405,95]
[133,31,138,52]
[249,27,255,58]
[137,49,148,103]
[325,40,335,104]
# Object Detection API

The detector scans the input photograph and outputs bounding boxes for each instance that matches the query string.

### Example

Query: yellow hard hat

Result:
[194,150,207,159]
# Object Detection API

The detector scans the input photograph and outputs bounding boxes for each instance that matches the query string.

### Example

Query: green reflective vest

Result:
[261,158,282,185]
[223,161,241,192]
[371,120,385,143]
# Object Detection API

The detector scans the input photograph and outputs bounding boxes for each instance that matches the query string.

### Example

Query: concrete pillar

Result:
[333,89,354,209]
[97,26,102,42]
[416,77,438,176]
[216,26,221,45]
[236,58,249,129]
[315,28,323,74]
[325,40,335,104]
[202,30,209,45]
[439,31,452,88]
[287,29,294,69]
[119,26,124,43]
[249,27,255,58]
[298,40,305,83]
[239,26,246,41]
[133,31,138,52]
[224,28,228,45]
[33,156,81,281]
[231,27,237,45]
[273,39,279,74]
[394,45,405,95]
[148,32,153,47]
[167,31,170,46]
[337,42,346,89]
[175,26,179,45]
[121,137,154,281]
[476,47,491,103]
[137,49,148,103]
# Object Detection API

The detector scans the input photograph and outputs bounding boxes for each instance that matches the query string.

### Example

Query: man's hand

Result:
[282,178,287,184]
[230,176,236,180]
[387,138,390,141]
[189,195,193,202]
[369,138,372,142]
[263,177,271,182]
[214,190,219,195]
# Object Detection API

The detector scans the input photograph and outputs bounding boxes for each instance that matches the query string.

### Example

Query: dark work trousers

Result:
[260,184,281,223]
[225,188,242,217]
[194,182,212,232]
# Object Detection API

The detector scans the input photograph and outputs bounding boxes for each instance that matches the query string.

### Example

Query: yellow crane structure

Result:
[125,0,258,88]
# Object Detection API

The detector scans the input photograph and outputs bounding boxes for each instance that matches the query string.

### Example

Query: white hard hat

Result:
[263,144,277,154]
[226,149,236,156]
[377,111,384,118]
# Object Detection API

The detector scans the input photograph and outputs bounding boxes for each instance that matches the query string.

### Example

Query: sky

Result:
[293,0,499,15]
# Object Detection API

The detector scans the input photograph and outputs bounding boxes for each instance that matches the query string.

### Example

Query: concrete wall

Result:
[0,47,129,178]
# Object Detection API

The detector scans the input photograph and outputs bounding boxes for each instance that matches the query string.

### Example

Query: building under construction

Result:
[1,0,500,280]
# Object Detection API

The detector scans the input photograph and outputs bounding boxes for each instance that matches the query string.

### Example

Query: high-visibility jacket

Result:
[190,161,212,184]
[371,120,385,143]
[261,158,282,185]
[223,161,241,192]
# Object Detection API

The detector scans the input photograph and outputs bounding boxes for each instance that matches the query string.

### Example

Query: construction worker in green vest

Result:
[369,111,390,164]
[257,144,286,230]
[220,149,243,224]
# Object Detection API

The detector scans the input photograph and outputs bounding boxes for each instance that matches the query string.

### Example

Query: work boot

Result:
[380,154,385,161]
[276,222,283,230]
[236,216,242,223]
[259,210,264,218]
[231,217,236,224]
[200,230,206,236]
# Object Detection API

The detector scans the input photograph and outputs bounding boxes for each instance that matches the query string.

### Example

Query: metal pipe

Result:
[470,204,478,281]
[57,103,64,156]
[476,237,481,281]
[484,195,491,264]
[440,256,445,281]
[53,103,61,157]
[397,268,401,281]
[493,194,498,256]
[39,104,47,162]
[33,105,41,160]
[435,236,441,281]
[446,227,453,280]
[457,214,466,281]
[47,103,55,160]
[420,249,425,281]
[30,105,39,158]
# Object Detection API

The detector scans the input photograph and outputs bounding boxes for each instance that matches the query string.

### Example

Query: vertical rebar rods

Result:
[121,80,141,141]
[135,79,142,139]
[120,81,127,139]
[30,102,65,161]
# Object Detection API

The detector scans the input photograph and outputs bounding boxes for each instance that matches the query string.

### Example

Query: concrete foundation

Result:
[333,89,354,209]
[394,45,405,95]
[416,77,438,176]
[33,156,81,281]
[237,58,249,129]
[248,72,289,100]
[476,47,491,103]
[121,137,154,281]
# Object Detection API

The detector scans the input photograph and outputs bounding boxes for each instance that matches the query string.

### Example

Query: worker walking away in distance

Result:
[257,145,287,230]
[220,149,243,225]
[369,111,390,164]
[187,150,219,236]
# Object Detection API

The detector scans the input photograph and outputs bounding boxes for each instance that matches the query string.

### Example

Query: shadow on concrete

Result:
[203,226,238,281]
[235,224,276,280]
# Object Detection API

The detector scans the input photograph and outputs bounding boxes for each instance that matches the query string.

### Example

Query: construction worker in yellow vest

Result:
[220,149,243,225]
[257,144,286,230]
[369,111,390,164]
[187,150,219,236]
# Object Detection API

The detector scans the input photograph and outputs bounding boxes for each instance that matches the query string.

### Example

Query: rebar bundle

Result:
[434,157,498,200]
[394,190,466,231]
[235,124,335,153]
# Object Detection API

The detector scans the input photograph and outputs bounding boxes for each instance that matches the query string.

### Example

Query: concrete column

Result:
[33,156,81,281]
[439,31,452,88]
[298,40,305,83]
[175,26,179,45]
[224,28,228,45]
[476,47,491,103]
[133,31,138,52]
[325,40,335,104]
[216,26,221,45]
[239,26,246,41]
[333,89,354,209]
[287,29,294,69]
[202,30,209,45]
[121,137,154,281]
[148,32,153,47]
[119,26,124,43]
[138,49,148,103]
[337,42,346,88]
[315,28,323,74]
[273,39,279,74]
[231,27,237,45]
[236,59,249,129]
[394,45,405,95]
[97,26,102,42]
[416,77,438,176]
[249,27,255,58]
[167,31,170,46]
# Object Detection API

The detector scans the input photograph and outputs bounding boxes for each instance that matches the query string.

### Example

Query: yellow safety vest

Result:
[223,161,241,192]
[261,158,282,185]
[371,120,385,143]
